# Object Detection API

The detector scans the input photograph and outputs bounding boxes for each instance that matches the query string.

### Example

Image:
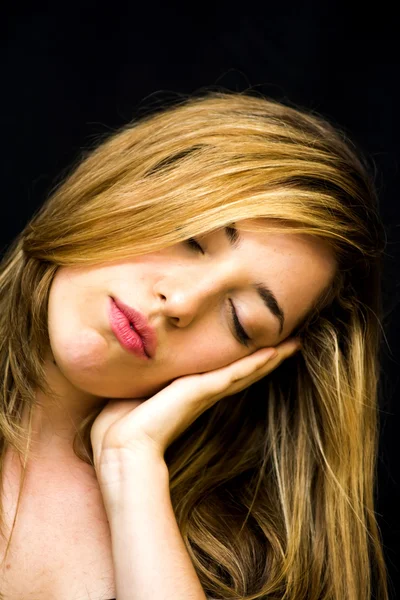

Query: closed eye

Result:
[228,300,251,347]
[185,237,205,254]
[184,237,252,347]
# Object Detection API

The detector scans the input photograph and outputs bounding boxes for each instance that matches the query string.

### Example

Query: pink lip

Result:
[108,296,157,359]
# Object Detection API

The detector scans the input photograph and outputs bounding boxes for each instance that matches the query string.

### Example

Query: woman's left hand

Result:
[90,338,301,475]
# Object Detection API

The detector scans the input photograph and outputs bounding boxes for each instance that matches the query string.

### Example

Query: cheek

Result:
[170,336,244,375]
[48,312,112,392]
[47,277,112,384]
[50,325,108,371]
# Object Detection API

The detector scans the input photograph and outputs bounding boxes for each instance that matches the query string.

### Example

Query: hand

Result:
[90,338,301,473]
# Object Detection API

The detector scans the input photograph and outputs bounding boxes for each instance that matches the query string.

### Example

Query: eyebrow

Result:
[224,225,285,335]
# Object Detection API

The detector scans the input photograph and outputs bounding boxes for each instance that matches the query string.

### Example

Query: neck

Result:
[18,351,107,463]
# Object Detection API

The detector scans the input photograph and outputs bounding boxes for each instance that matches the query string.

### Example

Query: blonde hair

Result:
[0,90,389,599]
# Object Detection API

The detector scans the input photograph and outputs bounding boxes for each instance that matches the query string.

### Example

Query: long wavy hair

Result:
[0,90,389,599]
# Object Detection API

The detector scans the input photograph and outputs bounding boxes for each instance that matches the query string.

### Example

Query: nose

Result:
[157,267,232,329]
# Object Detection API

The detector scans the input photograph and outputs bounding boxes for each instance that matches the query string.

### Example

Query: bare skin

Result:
[0,219,336,599]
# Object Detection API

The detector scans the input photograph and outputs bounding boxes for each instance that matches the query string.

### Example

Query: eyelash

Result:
[185,237,251,347]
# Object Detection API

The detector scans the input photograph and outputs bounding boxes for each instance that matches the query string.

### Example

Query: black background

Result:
[2,3,399,597]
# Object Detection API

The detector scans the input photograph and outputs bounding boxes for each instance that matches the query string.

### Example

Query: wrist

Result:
[95,447,170,510]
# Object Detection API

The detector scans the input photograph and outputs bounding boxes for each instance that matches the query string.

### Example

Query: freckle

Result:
[6,563,11,569]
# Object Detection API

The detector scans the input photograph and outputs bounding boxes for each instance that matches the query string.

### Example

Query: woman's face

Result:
[47,219,336,400]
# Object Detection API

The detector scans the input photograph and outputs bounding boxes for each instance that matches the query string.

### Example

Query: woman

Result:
[0,91,389,599]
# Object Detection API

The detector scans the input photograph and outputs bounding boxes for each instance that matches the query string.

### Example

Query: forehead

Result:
[236,219,337,339]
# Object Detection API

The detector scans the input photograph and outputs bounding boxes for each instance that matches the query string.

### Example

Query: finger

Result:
[191,337,301,405]
[234,337,301,383]
[208,337,301,389]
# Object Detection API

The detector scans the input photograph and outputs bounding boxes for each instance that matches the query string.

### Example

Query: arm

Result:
[91,344,297,598]
[100,450,207,600]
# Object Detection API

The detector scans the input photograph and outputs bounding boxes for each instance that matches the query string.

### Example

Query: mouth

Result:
[110,296,158,359]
